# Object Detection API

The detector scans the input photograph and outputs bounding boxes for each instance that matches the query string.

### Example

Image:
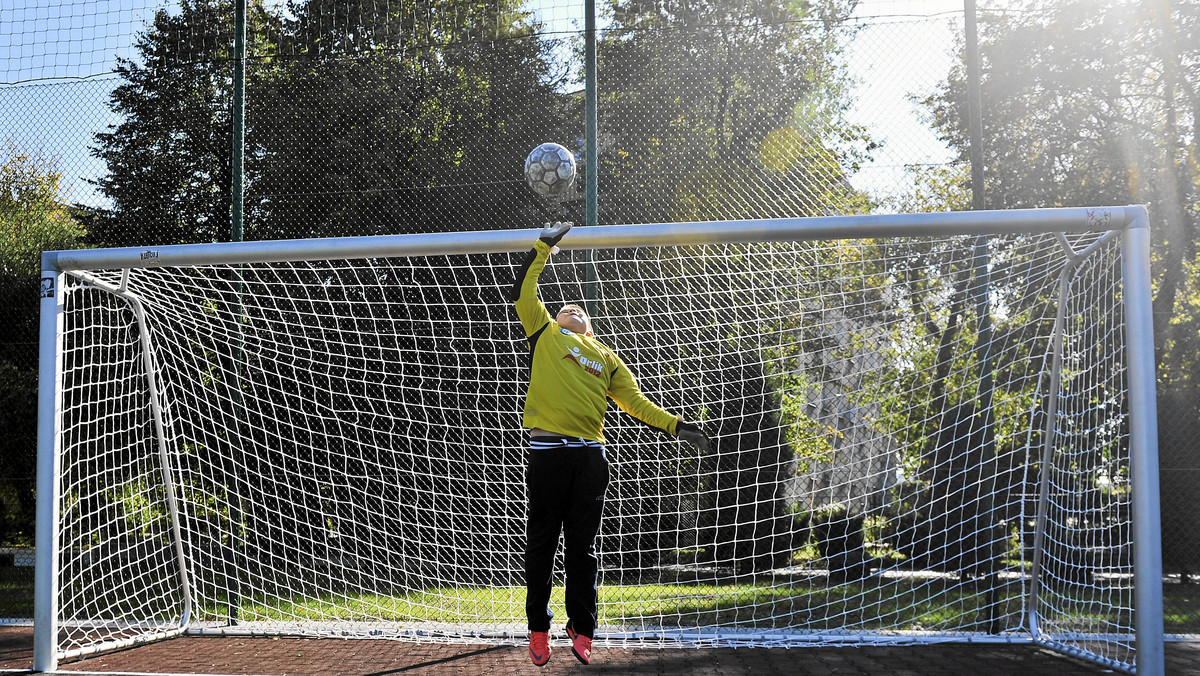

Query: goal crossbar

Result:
[43,206,1134,272]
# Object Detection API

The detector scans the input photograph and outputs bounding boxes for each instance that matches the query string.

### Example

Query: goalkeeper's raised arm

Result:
[509,221,711,668]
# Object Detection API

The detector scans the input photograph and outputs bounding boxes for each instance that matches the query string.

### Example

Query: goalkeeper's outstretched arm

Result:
[508,221,573,338]
[607,355,712,452]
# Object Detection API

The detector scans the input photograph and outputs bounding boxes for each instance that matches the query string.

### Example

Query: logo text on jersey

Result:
[562,346,603,377]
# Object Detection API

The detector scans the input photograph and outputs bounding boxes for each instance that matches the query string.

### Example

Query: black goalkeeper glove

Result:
[540,221,573,247]
[676,421,712,452]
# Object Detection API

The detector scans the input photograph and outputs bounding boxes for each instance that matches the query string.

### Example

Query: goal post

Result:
[34,206,1163,674]
[1120,219,1164,676]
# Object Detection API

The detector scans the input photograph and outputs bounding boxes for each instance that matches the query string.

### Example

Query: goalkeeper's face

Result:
[557,304,593,336]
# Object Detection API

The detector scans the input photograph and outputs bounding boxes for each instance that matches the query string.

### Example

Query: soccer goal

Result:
[35,206,1162,674]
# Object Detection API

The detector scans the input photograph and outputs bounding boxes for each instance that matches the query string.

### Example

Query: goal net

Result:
[35,208,1161,673]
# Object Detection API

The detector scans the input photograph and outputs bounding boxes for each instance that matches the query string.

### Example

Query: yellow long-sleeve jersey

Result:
[510,239,680,444]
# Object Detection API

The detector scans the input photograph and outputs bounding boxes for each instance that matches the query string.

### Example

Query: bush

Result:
[809,504,872,584]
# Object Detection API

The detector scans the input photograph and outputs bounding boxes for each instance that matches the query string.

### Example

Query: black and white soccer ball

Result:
[524,143,577,198]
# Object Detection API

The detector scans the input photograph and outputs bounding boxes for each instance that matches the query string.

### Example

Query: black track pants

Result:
[524,445,609,638]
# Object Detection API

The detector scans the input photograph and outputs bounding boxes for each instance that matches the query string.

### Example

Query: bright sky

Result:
[845,0,965,201]
[0,0,969,208]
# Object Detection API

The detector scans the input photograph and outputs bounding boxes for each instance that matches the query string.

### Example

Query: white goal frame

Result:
[34,206,1163,674]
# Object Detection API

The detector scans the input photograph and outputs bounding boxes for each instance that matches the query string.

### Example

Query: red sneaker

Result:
[529,630,551,667]
[568,627,592,665]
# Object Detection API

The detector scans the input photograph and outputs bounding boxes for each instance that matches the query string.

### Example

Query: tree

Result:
[93,0,576,240]
[228,0,576,586]
[926,0,1200,385]
[246,0,574,239]
[587,0,872,575]
[0,140,86,544]
[924,0,1200,579]
[88,0,578,588]
[1,140,86,276]
[596,0,871,224]
[91,0,272,247]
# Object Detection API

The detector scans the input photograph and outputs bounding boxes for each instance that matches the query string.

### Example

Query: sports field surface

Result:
[1,627,1198,675]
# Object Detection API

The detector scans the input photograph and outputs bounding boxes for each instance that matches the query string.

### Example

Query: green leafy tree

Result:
[247,0,573,239]
[922,0,1200,578]
[232,0,577,585]
[93,0,574,241]
[1,140,86,275]
[88,0,577,586]
[927,0,1200,383]
[588,0,870,575]
[597,0,871,224]
[0,141,86,544]
[90,0,277,246]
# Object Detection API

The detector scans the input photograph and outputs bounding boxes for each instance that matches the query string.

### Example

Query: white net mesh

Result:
[1028,233,1135,669]
[52,228,1135,669]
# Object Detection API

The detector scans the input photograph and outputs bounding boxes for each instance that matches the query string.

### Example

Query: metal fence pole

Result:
[231,0,247,244]
[228,0,248,623]
[583,0,600,316]
[965,0,1000,632]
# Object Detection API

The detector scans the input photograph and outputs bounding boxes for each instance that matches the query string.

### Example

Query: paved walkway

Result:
[2,627,1198,675]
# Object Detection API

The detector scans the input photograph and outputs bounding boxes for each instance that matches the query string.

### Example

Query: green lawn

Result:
[1165,583,1200,633]
[207,576,1026,634]
[205,577,1200,635]
[6,568,1197,636]
[0,565,33,618]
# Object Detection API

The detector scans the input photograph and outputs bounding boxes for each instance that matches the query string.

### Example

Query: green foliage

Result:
[0,363,37,545]
[890,164,972,214]
[590,13,882,569]
[0,141,85,546]
[778,378,839,473]
[597,0,872,224]
[0,140,87,275]
[92,0,571,245]
[926,1,1151,210]
[248,0,568,238]
[926,0,1200,390]
[109,481,168,540]
[925,0,1200,577]
[92,0,250,246]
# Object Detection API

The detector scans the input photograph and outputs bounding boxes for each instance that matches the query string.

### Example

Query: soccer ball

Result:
[524,143,577,198]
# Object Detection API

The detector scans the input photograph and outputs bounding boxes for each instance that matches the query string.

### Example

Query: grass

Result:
[199,577,1200,635]
[6,566,1197,635]
[234,587,528,624]
[0,565,33,618]
[1165,584,1200,633]
[195,576,1027,634]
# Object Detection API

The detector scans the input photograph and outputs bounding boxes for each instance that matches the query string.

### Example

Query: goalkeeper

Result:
[509,221,711,667]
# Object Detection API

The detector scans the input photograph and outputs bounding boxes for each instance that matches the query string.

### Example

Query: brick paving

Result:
[1,627,1198,675]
